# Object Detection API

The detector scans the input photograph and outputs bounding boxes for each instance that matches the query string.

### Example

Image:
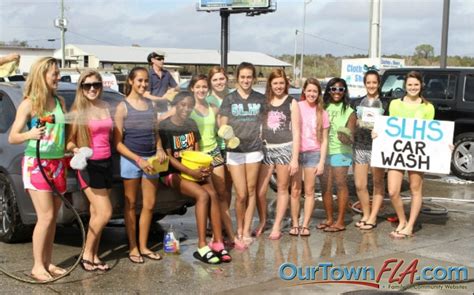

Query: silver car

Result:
[0,81,194,243]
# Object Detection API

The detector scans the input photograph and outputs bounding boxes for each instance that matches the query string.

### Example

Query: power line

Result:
[304,32,367,52]
[66,30,120,46]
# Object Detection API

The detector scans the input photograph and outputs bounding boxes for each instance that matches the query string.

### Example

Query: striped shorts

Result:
[262,141,293,165]
[353,149,372,165]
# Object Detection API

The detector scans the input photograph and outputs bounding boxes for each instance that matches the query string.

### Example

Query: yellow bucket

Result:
[147,156,169,174]
[181,150,213,182]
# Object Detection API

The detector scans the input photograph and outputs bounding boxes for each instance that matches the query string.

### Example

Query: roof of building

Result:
[60,44,290,67]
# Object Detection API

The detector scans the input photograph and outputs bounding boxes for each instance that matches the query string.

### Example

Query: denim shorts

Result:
[120,156,160,179]
[298,151,321,168]
[329,153,353,167]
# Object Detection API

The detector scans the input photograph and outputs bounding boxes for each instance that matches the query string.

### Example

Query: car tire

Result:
[0,173,33,243]
[451,132,474,181]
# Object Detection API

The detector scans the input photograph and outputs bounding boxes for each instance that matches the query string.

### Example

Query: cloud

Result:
[0,0,472,57]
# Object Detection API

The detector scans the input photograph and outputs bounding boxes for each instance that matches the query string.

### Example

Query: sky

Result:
[0,0,473,57]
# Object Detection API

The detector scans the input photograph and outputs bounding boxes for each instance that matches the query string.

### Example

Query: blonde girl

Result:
[8,57,67,281]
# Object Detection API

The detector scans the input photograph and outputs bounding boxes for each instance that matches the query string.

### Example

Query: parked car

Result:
[380,68,474,180]
[0,81,194,243]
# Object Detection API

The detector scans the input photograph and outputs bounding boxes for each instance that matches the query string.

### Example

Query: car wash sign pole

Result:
[371,116,454,174]
[197,0,276,71]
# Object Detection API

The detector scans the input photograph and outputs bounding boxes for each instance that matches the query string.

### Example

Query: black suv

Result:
[380,68,474,180]
[0,82,194,243]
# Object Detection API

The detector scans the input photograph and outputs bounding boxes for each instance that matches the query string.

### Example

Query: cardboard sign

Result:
[371,116,454,174]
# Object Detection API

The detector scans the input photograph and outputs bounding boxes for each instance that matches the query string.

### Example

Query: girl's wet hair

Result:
[171,91,195,106]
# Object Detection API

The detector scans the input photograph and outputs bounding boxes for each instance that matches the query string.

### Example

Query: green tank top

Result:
[206,94,226,150]
[24,97,65,159]
[190,106,218,153]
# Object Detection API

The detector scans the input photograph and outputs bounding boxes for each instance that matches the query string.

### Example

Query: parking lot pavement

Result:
[1,176,474,294]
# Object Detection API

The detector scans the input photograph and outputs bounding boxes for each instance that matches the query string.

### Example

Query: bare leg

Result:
[387,169,407,233]
[83,187,112,269]
[399,171,424,236]
[354,163,370,224]
[269,164,291,236]
[172,175,210,248]
[319,166,334,228]
[243,162,261,240]
[29,190,57,280]
[361,167,385,228]
[301,166,317,234]
[123,178,141,257]
[227,164,248,240]
[211,165,235,241]
[289,168,302,231]
[138,177,159,255]
[329,166,349,230]
[255,164,274,236]
[201,181,223,243]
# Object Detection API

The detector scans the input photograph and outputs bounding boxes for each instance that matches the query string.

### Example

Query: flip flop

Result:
[80,259,97,271]
[316,222,332,230]
[94,261,111,271]
[360,223,377,230]
[142,252,162,261]
[289,227,300,236]
[299,227,311,237]
[354,220,367,228]
[128,255,145,264]
[323,226,346,233]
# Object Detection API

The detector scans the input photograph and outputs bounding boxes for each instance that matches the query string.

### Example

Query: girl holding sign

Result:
[321,78,356,232]
[387,71,434,238]
[351,70,389,231]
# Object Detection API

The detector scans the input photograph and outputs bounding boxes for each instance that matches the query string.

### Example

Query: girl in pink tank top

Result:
[67,70,113,272]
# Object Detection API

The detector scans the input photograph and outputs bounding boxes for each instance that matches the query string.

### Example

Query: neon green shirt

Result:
[190,106,218,153]
[25,97,65,159]
[326,102,354,155]
[206,94,225,150]
[388,98,435,120]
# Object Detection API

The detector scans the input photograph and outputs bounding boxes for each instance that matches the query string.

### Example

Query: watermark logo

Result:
[279,258,469,289]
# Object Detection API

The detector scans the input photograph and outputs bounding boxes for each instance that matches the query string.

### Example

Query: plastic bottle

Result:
[357,97,384,129]
[163,224,180,254]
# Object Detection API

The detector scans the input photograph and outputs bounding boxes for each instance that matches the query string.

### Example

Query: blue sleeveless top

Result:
[123,99,156,157]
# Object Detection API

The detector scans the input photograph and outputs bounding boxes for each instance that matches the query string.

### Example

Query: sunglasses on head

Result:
[330,87,345,93]
[82,82,103,91]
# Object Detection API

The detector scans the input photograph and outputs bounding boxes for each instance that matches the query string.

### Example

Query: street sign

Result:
[198,0,270,11]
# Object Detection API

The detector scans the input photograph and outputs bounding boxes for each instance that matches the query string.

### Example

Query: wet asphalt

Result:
[1,174,474,294]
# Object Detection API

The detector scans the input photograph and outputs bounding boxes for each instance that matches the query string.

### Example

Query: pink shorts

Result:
[22,156,67,194]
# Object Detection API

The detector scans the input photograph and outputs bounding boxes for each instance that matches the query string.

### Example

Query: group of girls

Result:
[9,55,433,280]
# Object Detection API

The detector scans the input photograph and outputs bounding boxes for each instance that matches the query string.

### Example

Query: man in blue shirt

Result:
[144,51,179,116]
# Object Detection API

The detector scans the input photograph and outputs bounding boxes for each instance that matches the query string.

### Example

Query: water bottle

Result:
[163,225,180,254]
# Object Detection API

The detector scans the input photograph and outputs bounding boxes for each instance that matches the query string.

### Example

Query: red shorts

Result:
[22,156,67,194]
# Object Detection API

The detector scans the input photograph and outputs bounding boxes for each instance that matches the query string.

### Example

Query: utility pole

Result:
[300,0,312,82]
[54,0,67,68]
[440,0,450,68]
[293,29,298,80]
[368,0,381,58]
